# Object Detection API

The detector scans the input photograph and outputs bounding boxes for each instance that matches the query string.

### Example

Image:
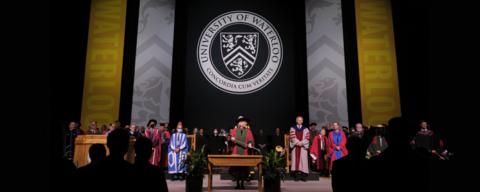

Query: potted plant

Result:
[181,145,211,192]
[261,149,287,192]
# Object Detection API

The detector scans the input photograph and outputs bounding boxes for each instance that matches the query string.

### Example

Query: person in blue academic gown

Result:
[168,125,188,181]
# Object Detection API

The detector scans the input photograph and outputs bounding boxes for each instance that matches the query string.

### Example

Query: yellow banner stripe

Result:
[80,0,127,131]
[355,0,401,126]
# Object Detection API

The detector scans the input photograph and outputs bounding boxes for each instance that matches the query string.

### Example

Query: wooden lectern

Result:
[73,135,136,168]
[207,155,263,192]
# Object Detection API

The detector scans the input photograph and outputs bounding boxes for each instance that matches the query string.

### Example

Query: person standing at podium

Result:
[128,123,138,137]
[228,117,254,189]
[86,123,102,135]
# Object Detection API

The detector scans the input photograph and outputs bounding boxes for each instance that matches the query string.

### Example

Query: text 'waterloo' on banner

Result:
[355,0,401,125]
[80,0,127,130]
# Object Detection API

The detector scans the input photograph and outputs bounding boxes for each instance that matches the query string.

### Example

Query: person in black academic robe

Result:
[342,126,349,137]
[271,128,285,156]
[195,129,208,153]
[414,120,441,153]
[325,123,332,138]
[255,129,268,155]
[208,129,224,154]
[136,126,146,140]
[414,129,445,159]
[64,122,79,160]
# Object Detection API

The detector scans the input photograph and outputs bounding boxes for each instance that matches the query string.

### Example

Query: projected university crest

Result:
[197,11,283,94]
[221,33,258,78]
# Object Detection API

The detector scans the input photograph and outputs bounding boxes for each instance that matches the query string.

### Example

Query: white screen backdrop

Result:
[305,0,349,129]
[131,0,176,126]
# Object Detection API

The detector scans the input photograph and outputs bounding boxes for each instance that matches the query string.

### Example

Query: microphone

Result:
[241,130,243,136]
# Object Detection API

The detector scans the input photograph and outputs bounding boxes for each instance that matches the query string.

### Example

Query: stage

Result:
[165,174,332,192]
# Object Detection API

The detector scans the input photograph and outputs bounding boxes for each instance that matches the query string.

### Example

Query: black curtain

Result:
[118,0,140,125]
[341,0,363,128]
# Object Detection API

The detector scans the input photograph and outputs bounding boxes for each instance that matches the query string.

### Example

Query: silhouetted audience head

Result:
[107,129,130,156]
[134,137,153,160]
[346,136,362,153]
[89,144,106,163]
[386,117,417,147]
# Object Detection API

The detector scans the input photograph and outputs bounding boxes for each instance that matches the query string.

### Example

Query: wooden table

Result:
[207,155,263,192]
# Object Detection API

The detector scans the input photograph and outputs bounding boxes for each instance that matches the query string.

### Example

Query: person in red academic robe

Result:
[227,117,254,189]
[326,122,347,171]
[85,124,102,135]
[309,128,328,175]
[144,119,161,166]
[290,116,311,182]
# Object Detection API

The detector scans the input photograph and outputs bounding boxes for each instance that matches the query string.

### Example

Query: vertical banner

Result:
[80,0,127,130]
[130,0,175,126]
[306,0,349,129]
[355,0,401,125]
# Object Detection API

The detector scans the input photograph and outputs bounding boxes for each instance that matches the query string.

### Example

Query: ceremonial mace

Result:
[226,136,261,153]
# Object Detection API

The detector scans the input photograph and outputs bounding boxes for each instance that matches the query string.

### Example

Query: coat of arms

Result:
[220,32,259,78]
